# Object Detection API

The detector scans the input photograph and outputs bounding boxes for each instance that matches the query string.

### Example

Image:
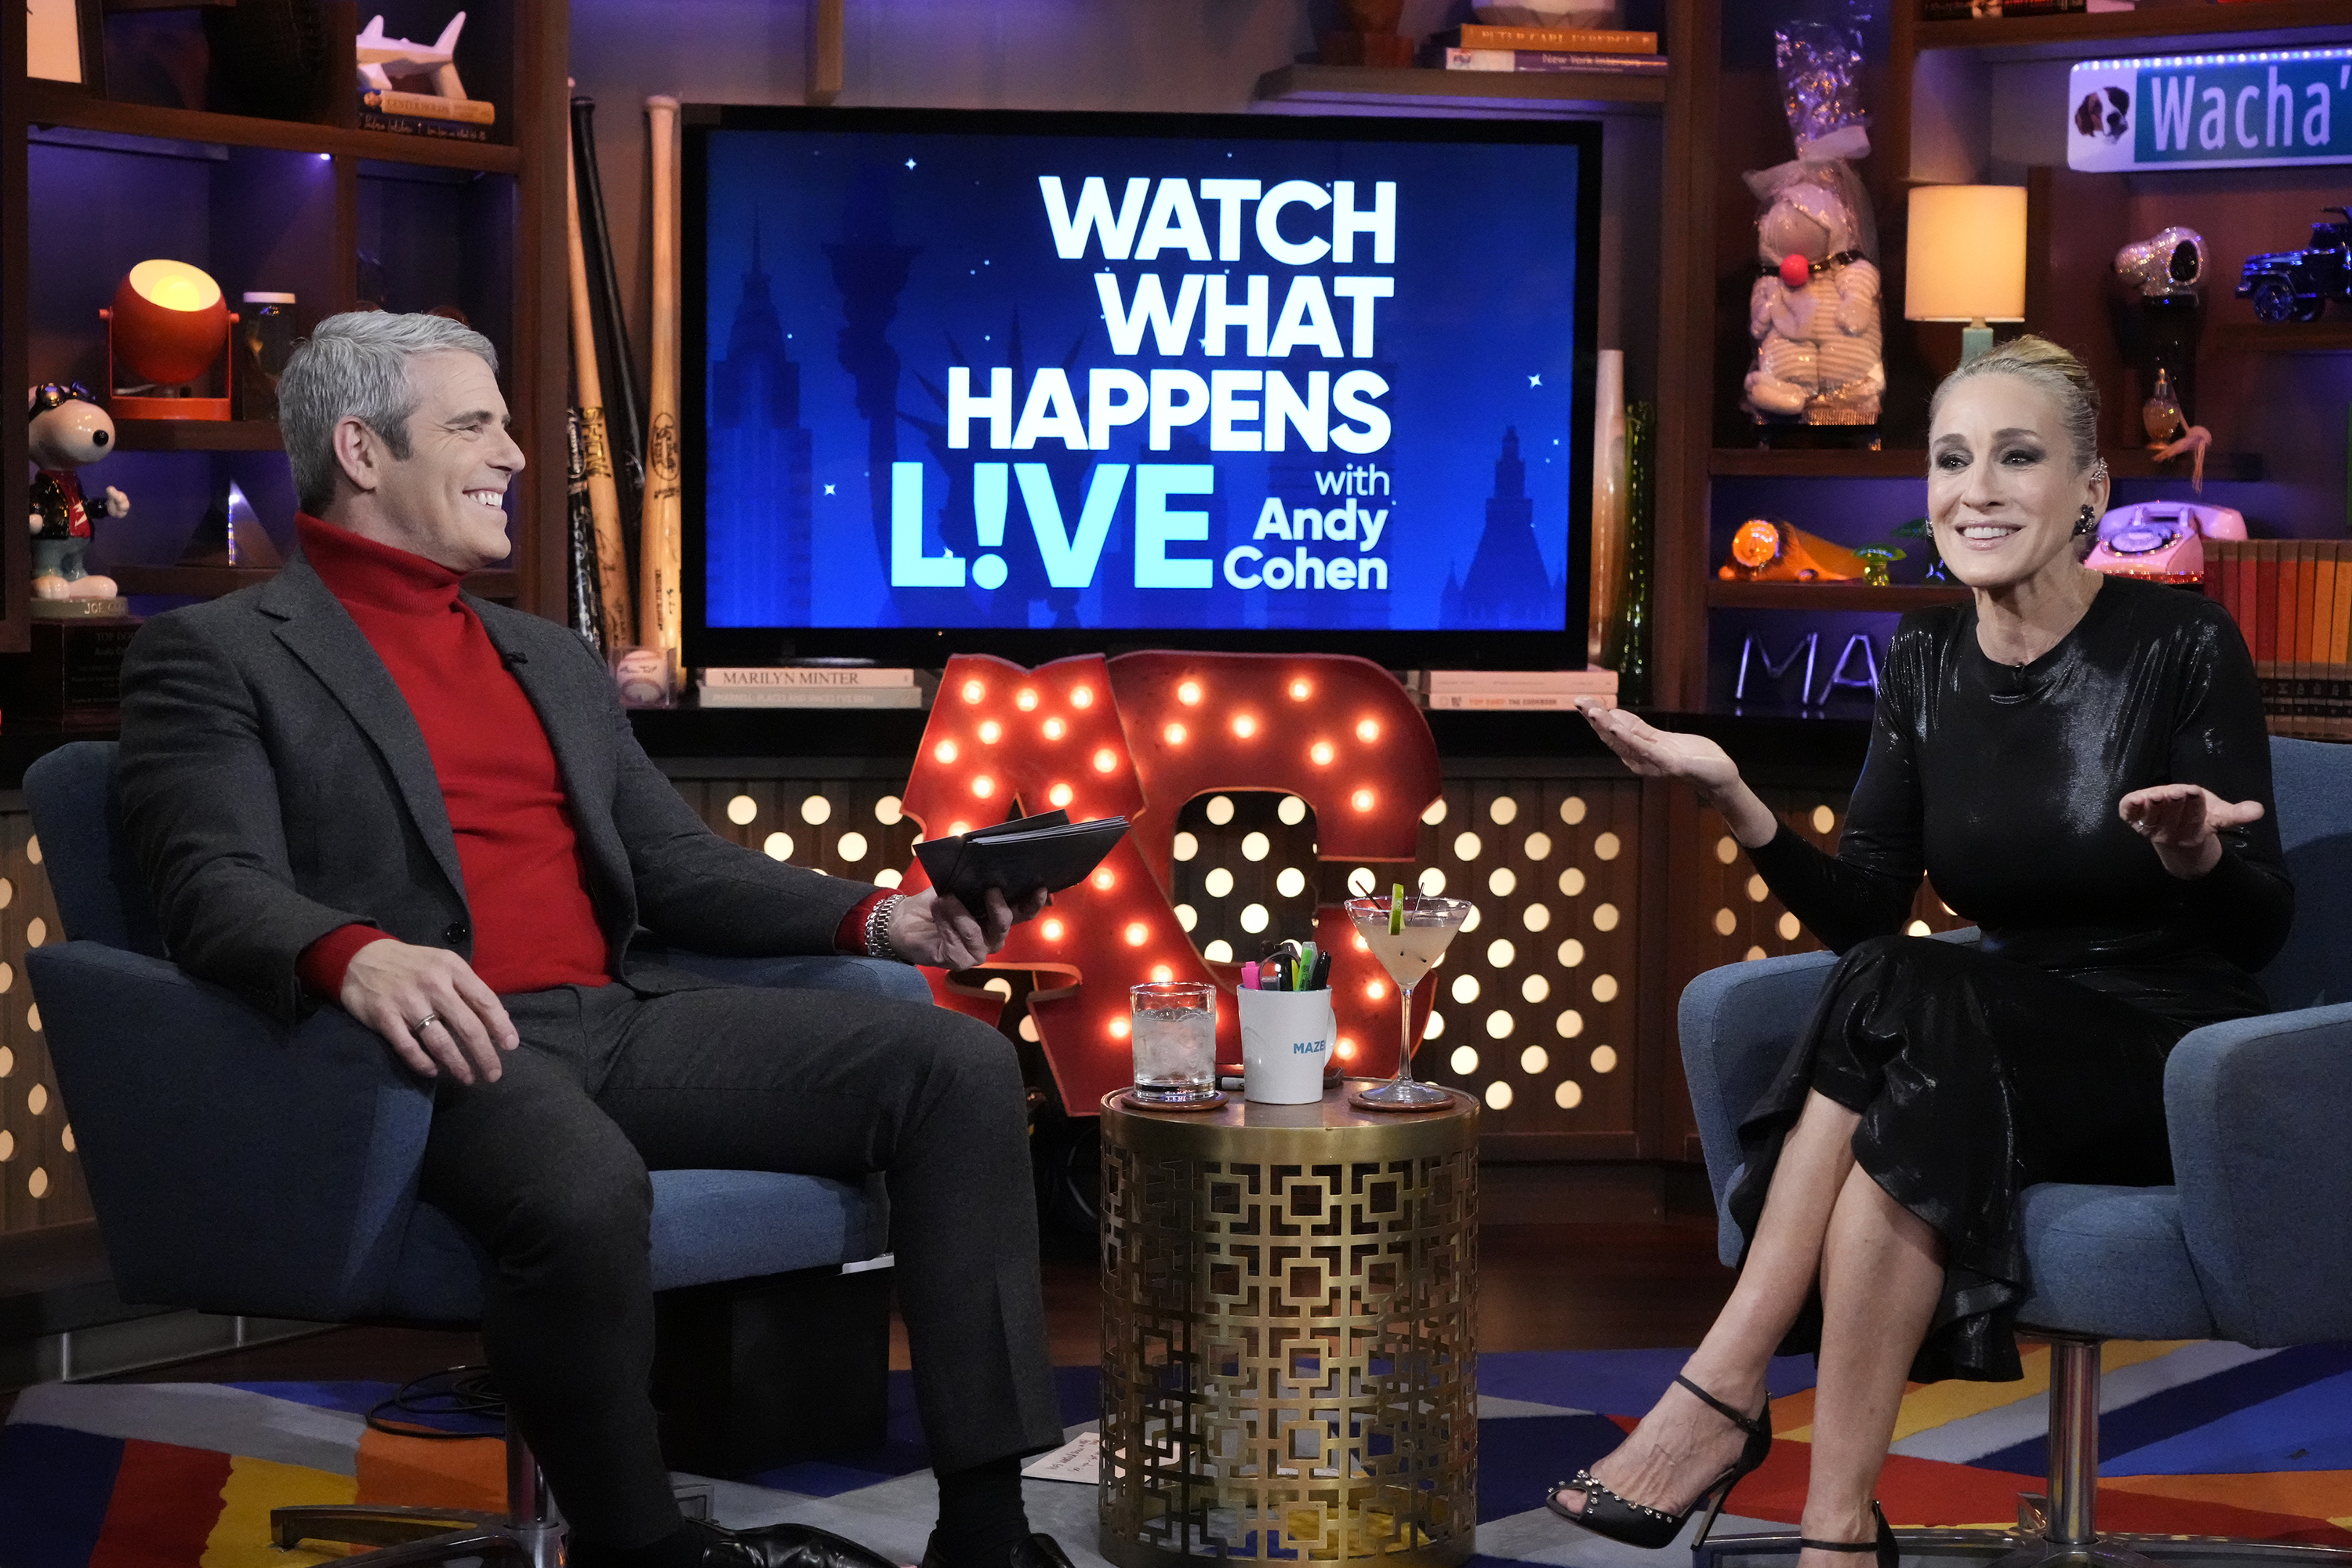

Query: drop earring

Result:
[2074,504,2096,537]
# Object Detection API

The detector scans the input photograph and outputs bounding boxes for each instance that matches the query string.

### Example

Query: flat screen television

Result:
[682,105,1602,670]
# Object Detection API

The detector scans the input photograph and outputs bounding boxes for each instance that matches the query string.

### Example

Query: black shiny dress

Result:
[1737,575,2292,1382]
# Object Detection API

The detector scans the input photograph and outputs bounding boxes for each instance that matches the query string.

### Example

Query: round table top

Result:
[1099,1083,1477,1161]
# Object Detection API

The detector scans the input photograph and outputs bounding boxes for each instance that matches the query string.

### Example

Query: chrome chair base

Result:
[1696,1526,2352,1568]
[271,1502,562,1568]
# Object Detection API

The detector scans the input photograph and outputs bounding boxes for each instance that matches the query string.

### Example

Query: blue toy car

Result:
[2237,208,2352,322]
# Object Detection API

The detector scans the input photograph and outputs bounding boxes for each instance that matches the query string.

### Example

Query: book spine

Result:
[2332,549,2352,662]
[2256,541,2278,662]
[1452,24,1657,50]
[700,666,918,687]
[361,88,495,124]
[1421,669,1621,693]
[695,688,925,708]
[358,111,492,142]
[1425,692,1617,710]
[1440,48,1668,72]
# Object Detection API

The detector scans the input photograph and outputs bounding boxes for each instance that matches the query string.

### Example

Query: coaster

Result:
[1120,1088,1228,1112]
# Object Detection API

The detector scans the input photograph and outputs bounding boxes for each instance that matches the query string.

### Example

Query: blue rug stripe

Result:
[0,1423,126,1568]
[228,1379,403,1417]
[1476,1412,1633,1524]
[1972,1341,2352,1477]
[2096,1366,2352,1475]
[1475,1349,1816,1416]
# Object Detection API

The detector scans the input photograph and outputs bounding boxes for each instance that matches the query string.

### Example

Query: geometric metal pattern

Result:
[1099,1094,1478,1568]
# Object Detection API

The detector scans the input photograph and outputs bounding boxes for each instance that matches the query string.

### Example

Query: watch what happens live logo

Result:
[892,175,1400,598]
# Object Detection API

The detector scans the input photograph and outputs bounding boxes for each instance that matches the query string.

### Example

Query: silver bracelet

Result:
[864,894,904,962]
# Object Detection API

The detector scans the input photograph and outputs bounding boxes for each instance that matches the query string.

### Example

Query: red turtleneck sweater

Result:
[294,516,612,996]
[292,517,891,999]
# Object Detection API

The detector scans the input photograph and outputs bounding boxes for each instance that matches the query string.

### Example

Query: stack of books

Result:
[2204,540,2352,739]
[1407,669,1620,711]
[1428,24,1666,75]
[358,88,496,143]
[695,666,932,709]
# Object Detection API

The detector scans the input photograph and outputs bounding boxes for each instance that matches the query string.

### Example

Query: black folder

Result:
[913,808,1129,906]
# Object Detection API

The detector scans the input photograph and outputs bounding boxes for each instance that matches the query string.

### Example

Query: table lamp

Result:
[101,259,237,420]
[1905,185,2027,365]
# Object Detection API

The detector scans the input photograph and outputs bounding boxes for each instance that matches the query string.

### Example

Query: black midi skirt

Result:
[1723,933,2249,1383]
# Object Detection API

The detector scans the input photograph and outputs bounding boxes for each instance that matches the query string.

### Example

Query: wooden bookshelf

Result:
[1708,447,2263,480]
[21,82,524,176]
[1918,1,2352,55]
[113,419,282,452]
[1705,582,1971,612]
[2211,321,2352,354]
[1253,64,1667,114]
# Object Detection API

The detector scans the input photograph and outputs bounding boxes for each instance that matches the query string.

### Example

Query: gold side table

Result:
[1098,1087,1479,1568]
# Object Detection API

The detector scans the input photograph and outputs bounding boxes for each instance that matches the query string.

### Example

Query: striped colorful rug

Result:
[2,1344,2346,1566]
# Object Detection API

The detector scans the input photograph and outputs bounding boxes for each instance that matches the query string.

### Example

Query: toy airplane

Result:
[357,13,468,100]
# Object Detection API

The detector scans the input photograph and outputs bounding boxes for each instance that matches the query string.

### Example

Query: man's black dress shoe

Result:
[690,1517,904,1568]
[917,1532,1078,1568]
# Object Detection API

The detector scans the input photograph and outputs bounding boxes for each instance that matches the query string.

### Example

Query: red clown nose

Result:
[1779,253,1813,289]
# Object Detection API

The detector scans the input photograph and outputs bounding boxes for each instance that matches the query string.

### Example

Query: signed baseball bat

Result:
[567,107,636,653]
[643,93,684,676]
[570,94,645,547]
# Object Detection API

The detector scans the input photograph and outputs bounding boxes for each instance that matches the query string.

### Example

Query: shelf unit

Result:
[1658,0,2352,720]
[1705,581,1969,611]
[1253,63,1667,114]
[2,3,568,649]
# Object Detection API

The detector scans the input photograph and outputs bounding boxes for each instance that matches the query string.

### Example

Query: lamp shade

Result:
[1904,186,2028,323]
[111,260,231,386]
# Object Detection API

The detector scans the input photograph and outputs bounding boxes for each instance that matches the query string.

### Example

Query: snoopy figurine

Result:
[27,383,126,601]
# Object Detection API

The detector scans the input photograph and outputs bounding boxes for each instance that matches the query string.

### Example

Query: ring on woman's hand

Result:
[410,1013,441,1035]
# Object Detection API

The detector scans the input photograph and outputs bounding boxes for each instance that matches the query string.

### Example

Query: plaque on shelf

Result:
[4,615,142,728]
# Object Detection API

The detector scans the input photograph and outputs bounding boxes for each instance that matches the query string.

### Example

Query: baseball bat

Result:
[564,408,608,652]
[570,94,646,550]
[643,93,684,676]
[566,107,636,654]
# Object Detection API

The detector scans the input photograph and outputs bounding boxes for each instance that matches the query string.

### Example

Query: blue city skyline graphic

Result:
[700,127,1583,633]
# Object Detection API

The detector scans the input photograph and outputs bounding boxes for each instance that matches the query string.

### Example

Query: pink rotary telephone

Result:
[2087,500,2247,584]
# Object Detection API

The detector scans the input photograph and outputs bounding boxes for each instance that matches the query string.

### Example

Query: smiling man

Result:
[114,313,1070,1568]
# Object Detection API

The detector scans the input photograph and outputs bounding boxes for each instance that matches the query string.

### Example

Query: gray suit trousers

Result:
[418,974,1063,1549]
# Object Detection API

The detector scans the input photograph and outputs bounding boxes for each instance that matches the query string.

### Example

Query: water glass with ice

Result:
[1129,982,1218,1105]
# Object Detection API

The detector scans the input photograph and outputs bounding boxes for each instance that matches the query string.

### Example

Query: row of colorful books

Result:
[2203,540,2352,738]
[1425,24,1666,76]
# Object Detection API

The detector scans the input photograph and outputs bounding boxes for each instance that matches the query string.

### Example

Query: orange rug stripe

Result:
[354,1425,505,1515]
[2101,1471,2352,1521]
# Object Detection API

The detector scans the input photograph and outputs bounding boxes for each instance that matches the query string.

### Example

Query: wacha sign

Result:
[2070,47,2352,172]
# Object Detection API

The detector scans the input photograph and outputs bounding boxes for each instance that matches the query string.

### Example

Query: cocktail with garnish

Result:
[1344,891,1472,1110]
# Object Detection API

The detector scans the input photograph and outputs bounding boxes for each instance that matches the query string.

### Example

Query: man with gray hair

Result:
[115,313,1071,1568]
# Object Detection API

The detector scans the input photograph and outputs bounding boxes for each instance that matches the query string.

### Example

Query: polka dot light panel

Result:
[899,651,1440,1112]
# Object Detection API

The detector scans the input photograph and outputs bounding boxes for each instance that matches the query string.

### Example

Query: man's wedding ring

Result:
[411,1014,441,1035]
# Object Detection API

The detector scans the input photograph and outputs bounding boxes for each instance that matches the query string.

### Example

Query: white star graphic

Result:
[1528,373,1543,388]
[905,158,916,169]
[823,484,837,496]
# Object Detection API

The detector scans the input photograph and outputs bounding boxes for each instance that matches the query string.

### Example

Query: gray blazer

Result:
[116,557,877,1023]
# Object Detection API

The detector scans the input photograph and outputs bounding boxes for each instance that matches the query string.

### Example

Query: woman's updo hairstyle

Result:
[1927,333,2102,475]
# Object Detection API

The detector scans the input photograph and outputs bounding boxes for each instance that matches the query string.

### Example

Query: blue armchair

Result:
[1680,736,2352,1568]
[22,741,924,1567]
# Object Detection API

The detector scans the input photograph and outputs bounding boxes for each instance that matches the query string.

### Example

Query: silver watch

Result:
[864,894,905,962]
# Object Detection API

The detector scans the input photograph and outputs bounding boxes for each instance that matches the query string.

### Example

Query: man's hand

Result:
[888,886,1050,970]
[339,938,519,1083]
[2118,782,2265,880]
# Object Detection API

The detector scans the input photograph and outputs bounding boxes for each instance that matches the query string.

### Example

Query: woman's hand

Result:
[1577,699,1779,848]
[2118,783,2264,880]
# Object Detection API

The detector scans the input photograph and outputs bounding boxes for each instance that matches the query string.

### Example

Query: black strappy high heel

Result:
[1799,1501,1898,1568]
[1542,1373,1773,1550]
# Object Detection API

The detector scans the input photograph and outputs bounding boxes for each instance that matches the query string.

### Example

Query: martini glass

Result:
[1344,895,1472,1111]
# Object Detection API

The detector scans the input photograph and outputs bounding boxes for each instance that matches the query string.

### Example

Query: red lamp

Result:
[102,260,237,420]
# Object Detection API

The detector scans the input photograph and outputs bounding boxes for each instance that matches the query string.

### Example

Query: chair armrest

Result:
[26,942,433,1322]
[655,951,933,1006]
[1678,949,1839,1265]
[2166,1000,2352,1346]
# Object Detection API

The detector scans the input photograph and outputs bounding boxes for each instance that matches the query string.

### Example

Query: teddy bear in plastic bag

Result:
[1743,12,1884,428]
